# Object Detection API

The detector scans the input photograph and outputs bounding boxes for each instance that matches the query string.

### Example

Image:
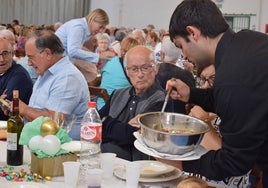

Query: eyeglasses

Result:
[126,63,155,74]
[198,75,215,87]
[0,51,11,59]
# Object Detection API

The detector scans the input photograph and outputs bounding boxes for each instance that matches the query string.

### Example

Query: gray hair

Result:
[96,33,111,43]
[0,29,16,48]
[132,29,146,39]
[0,25,7,30]
[115,30,127,42]
[161,37,182,63]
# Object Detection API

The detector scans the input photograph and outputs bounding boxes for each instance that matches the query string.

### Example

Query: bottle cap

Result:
[88,101,97,108]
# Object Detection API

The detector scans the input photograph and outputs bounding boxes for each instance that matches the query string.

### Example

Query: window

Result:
[224,14,256,32]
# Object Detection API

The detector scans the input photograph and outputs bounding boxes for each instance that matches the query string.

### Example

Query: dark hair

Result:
[12,19,19,25]
[30,29,64,54]
[196,61,213,76]
[169,0,229,42]
[6,24,16,35]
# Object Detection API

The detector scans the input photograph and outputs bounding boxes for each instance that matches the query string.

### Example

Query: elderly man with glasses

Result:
[0,38,33,120]
[99,45,173,161]
[17,29,89,140]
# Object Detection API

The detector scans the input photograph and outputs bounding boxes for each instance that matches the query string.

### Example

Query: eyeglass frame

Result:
[197,74,215,87]
[125,63,156,74]
[0,51,12,59]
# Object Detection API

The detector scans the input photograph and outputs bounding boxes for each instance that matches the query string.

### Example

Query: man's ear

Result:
[185,26,201,41]
[43,48,53,60]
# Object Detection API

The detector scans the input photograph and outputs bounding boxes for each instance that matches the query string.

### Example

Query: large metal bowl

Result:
[138,112,210,155]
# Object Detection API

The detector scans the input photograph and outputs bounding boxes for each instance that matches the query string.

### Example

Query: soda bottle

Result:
[80,101,102,172]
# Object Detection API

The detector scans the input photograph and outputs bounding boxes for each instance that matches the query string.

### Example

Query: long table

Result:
[0,141,182,188]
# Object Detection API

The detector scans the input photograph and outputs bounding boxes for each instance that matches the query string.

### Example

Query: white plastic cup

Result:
[62,161,80,188]
[125,162,141,188]
[100,152,117,179]
[87,168,103,188]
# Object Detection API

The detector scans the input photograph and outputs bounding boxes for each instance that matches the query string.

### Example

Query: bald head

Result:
[125,45,154,67]
[124,45,158,95]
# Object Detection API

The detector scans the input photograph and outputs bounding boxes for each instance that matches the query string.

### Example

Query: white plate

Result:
[0,182,50,188]
[134,140,207,161]
[136,160,175,178]
[114,165,182,183]
[61,140,81,153]
[0,120,7,129]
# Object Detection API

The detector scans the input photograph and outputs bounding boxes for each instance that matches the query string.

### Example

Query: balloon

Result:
[29,135,43,150]
[40,119,59,136]
[41,135,61,155]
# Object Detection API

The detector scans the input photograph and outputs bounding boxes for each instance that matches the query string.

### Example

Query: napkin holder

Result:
[31,152,77,177]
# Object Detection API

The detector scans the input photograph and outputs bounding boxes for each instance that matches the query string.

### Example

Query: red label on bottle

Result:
[80,123,102,141]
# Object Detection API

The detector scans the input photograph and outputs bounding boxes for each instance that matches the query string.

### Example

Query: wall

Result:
[0,0,90,26]
[0,0,267,33]
[91,0,268,33]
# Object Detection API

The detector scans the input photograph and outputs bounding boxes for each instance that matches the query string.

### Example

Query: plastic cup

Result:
[87,168,103,188]
[100,152,117,179]
[62,161,80,188]
[125,162,141,188]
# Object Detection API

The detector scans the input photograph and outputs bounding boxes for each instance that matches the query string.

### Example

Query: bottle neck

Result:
[12,98,19,116]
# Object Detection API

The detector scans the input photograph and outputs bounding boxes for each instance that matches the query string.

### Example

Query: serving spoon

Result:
[161,87,172,112]
[161,78,176,112]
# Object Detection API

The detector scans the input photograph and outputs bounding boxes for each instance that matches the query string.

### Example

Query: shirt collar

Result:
[44,56,70,76]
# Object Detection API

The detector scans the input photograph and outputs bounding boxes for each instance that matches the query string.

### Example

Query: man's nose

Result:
[202,81,210,89]
[136,68,145,75]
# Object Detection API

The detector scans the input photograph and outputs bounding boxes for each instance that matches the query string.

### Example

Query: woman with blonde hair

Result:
[55,8,115,65]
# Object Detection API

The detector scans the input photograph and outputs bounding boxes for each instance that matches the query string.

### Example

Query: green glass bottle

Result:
[7,90,24,166]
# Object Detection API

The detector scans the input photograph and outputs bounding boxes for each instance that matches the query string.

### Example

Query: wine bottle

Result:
[7,90,24,166]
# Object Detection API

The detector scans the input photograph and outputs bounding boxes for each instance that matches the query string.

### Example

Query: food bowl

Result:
[138,112,210,155]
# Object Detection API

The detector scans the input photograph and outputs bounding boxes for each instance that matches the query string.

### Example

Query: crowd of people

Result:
[1,0,268,187]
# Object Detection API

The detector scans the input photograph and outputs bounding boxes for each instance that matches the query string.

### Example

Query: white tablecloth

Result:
[0,141,181,188]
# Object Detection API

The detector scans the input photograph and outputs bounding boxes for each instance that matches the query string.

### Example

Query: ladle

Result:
[161,87,172,112]
[161,78,176,112]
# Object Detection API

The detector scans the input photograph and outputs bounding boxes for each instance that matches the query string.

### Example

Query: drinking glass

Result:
[53,112,76,133]
[61,114,77,133]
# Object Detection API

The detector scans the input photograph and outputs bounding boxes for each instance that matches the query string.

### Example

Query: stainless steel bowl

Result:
[138,112,210,155]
